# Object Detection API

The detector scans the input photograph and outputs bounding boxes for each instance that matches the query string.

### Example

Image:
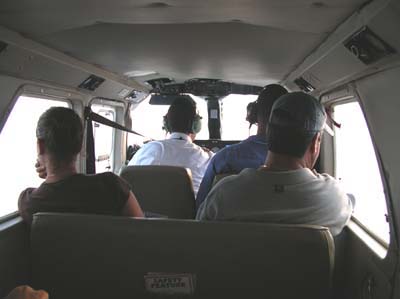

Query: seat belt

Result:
[84,107,146,174]
[85,107,96,174]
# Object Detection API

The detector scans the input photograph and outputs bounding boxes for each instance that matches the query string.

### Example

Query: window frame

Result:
[0,84,87,223]
[330,97,391,251]
[91,104,116,172]
[0,93,73,220]
[89,97,127,173]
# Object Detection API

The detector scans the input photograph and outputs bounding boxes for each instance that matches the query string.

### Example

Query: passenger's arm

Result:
[196,159,218,209]
[18,188,35,225]
[122,191,144,217]
[196,151,227,209]
[196,186,220,220]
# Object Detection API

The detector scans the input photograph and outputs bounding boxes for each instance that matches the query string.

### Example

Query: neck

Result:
[171,132,194,141]
[188,133,196,141]
[262,151,307,171]
[256,123,267,137]
[44,157,77,183]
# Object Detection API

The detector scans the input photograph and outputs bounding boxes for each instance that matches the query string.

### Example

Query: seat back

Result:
[120,165,195,219]
[31,213,334,299]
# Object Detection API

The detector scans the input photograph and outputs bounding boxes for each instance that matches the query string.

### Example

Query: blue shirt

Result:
[196,135,267,209]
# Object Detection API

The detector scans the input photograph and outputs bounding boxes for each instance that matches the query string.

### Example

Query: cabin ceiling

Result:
[0,0,367,87]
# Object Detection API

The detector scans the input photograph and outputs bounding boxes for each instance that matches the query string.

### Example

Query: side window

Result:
[220,94,258,140]
[91,104,115,173]
[0,96,69,217]
[334,101,389,244]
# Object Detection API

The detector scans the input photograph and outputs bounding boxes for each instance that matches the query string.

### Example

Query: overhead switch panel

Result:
[294,77,315,93]
[344,27,396,65]
[78,75,105,91]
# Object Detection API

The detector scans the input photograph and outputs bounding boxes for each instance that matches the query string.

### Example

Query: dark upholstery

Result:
[31,213,334,299]
[0,217,31,297]
[120,165,195,219]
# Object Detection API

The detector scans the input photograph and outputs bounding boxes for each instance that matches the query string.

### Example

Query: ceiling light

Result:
[124,70,158,77]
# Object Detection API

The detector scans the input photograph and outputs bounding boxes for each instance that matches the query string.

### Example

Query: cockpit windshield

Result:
[129,94,258,144]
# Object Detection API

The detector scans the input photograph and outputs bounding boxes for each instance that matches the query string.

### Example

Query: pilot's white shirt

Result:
[129,132,213,195]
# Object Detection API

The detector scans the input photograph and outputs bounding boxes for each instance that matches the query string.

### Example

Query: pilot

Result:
[129,97,213,195]
[18,107,144,225]
[197,92,354,236]
[196,84,288,209]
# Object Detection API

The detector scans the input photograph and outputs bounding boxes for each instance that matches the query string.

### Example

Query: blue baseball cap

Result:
[268,92,326,133]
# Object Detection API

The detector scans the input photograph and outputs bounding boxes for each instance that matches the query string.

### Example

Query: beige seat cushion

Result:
[120,165,195,219]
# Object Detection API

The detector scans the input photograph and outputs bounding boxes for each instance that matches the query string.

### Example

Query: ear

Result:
[310,132,322,154]
[37,138,46,155]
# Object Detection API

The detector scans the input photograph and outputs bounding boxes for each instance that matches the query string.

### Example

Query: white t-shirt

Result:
[129,132,213,195]
[196,168,354,236]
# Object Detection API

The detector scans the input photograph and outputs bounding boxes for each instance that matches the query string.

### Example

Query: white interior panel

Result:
[355,67,400,242]
[0,0,367,86]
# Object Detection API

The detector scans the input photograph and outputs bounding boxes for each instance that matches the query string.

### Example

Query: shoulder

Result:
[138,140,164,153]
[213,137,259,157]
[18,187,36,205]
[312,171,343,188]
[310,170,352,204]
[191,141,212,153]
[197,169,257,220]
[189,142,214,161]
[18,188,34,224]
[208,146,228,164]
[211,168,257,193]
[94,172,119,180]
[129,140,164,165]
[216,142,241,156]
[93,172,131,199]
[94,172,128,185]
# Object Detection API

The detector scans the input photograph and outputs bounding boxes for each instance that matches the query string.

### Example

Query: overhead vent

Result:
[344,27,396,65]
[294,77,315,92]
[0,41,8,54]
[146,78,173,90]
[125,90,147,103]
[145,2,171,8]
[78,75,105,91]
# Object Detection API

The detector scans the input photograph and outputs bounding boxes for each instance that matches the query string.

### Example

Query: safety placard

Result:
[144,272,195,295]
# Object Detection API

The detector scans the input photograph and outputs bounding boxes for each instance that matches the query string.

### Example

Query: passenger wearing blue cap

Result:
[197,92,354,236]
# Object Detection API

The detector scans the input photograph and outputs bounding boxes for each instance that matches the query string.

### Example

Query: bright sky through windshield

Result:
[129,94,257,145]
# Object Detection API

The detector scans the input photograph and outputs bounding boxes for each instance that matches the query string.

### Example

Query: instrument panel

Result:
[194,139,240,153]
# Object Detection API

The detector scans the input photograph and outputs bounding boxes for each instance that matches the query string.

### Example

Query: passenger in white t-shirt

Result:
[129,97,213,195]
[197,92,354,236]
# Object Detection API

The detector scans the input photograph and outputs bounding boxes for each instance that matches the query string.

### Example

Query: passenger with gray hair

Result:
[18,107,143,225]
[197,92,353,236]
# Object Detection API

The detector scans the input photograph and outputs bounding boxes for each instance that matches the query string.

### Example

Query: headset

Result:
[162,112,202,134]
[246,100,258,128]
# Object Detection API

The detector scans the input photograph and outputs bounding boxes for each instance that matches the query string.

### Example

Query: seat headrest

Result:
[31,213,334,299]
